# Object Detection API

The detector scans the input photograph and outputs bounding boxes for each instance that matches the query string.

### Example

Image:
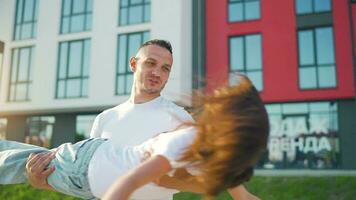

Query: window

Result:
[228,0,260,23]
[0,42,4,93]
[116,31,149,95]
[60,0,93,34]
[25,116,55,148]
[56,39,91,98]
[8,46,34,102]
[261,102,339,169]
[76,114,97,141]
[0,118,7,140]
[229,34,263,91]
[13,0,39,40]
[296,0,332,15]
[298,27,336,89]
[119,0,151,26]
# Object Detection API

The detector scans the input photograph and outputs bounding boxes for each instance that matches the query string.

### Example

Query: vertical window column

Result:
[119,0,151,26]
[116,31,149,95]
[228,0,260,23]
[296,0,332,15]
[229,34,263,91]
[56,39,91,98]
[60,0,93,34]
[8,46,34,102]
[298,27,336,89]
[13,0,39,40]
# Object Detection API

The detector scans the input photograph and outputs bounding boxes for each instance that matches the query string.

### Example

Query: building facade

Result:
[1,0,356,170]
[203,0,356,169]
[0,0,193,147]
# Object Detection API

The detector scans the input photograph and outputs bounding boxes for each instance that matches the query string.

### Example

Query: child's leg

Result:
[47,138,105,199]
[0,140,49,184]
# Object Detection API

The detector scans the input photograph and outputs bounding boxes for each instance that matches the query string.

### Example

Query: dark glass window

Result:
[116,31,149,95]
[228,0,260,23]
[0,118,7,140]
[119,0,151,26]
[60,0,93,34]
[261,102,339,169]
[298,27,336,89]
[25,116,55,148]
[56,39,91,98]
[229,34,263,91]
[296,0,332,15]
[8,46,34,102]
[13,0,39,40]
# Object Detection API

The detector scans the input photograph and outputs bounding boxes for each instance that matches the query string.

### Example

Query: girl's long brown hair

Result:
[180,75,269,198]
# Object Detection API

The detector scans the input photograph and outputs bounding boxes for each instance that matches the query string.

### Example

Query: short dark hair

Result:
[139,39,173,55]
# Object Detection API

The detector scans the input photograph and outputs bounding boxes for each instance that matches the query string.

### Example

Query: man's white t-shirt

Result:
[87,96,193,199]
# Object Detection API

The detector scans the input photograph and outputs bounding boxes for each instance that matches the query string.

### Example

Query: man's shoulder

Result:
[97,101,129,120]
[159,97,193,121]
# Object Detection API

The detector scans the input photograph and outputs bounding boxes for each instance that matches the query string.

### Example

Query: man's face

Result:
[130,45,173,95]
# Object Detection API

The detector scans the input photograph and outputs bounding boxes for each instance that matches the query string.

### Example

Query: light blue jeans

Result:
[0,138,106,199]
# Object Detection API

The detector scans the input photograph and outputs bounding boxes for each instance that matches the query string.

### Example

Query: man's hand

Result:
[25,152,56,191]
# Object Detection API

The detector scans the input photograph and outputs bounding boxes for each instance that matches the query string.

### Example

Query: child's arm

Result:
[102,155,172,200]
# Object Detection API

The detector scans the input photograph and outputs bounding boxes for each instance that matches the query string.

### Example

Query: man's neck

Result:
[130,92,160,104]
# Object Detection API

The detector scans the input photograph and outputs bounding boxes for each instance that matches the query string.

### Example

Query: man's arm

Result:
[102,155,171,200]
[25,152,56,191]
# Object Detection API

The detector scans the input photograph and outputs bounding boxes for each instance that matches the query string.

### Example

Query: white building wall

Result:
[0,0,193,115]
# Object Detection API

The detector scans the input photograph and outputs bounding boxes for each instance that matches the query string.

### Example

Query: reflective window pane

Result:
[118,35,127,74]
[82,78,89,96]
[57,39,91,98]
[68,42,83,77]
[229,0,260,22]
[60,0,92,33]
[298,31,315,65]
[299,67,317,89]
[260,101,339,169]
[9,46,33,102]
[82,40,91,76]
[246,35,262,70]
[67,79,81,97]
[57,80,65,98]
[228,3,243,22]
[119,0,150,25]
[23,0,35,22]
[14,0,38,40]
[318,66,336,88]
[0,118,7,140]
[245,1,260,20]
[26,116,55,148]
[314,0,331,12]
[144,4,151,22]
[298,27,337,89]
[125,74,133,93]
[128,6,143,24]
[76,115,97,140]
[296,0,313,14]
[72,0,86,14]
[316,27,334,65]
[230,37,244,71]
[247,71,263,91]
[59,43,68,79]
[117,75,125,94]
[62,0,71,16]
[16,83,27,100]
[70,15,85,33]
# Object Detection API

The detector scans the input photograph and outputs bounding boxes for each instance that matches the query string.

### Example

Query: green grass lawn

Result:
[1,176,356,200]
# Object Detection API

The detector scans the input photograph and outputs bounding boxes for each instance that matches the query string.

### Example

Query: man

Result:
[26,39,258,199]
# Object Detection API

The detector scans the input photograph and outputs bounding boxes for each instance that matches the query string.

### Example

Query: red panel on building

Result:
[205,0,355,103]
